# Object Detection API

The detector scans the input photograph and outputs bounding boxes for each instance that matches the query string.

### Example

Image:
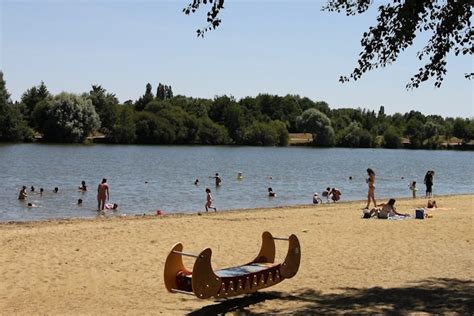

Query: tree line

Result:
[0,72,472,148]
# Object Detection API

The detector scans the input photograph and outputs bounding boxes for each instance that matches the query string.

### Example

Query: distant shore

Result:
[1,194,472,314]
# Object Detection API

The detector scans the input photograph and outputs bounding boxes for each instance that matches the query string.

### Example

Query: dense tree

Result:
[197,117,230,145]
[135,83,154,111]
[0,72,33,142]
[20,81,50,127]
[35,93,100,143]
[452,118,474,144]
[111,105,136,144]
[383,126,402,148]
[88,85,119,135]
[186,0,472,88]
[296,108,335,146]
[2,76,472,148]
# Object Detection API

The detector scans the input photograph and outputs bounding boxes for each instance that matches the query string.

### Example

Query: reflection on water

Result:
[0,144,472,222]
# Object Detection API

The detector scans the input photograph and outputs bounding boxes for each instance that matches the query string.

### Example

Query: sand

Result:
[0,195,473,315]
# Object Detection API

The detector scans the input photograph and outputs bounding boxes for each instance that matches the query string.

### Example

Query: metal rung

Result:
[272,237,289,241]
[172,250,201,258]
[171,288,194,295]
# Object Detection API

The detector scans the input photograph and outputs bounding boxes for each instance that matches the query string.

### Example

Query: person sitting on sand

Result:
[79,181,87,191]
[426,200,437,209]
[18,186,28,200]
[369,198,409,219]
[330,188,342,202]
[313,193,322,204]
[268,187,276,197]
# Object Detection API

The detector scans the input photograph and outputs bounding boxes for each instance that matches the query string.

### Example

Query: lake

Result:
[0,144,472,222]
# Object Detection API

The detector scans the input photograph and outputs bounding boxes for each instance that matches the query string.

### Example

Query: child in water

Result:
[322,187,331,202]
[409,181,417,198]
[205,188,217,212]
[268,187,276,197]
[313,193,322,204]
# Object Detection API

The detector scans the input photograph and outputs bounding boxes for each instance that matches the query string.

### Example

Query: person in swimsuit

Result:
[205,188,217,212]
[365,168,376,209]
[79,181,87,191]
[369,198,409,219]
[97,178,110,211]
[268,187,276,197]
[209,173,222,186]
[330,188,342,202]
[18,186,28,200]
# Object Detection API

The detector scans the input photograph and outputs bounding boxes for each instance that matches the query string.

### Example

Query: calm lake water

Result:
[0,144,473,222]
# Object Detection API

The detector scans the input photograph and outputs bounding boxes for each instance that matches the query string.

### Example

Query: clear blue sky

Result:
[1,0,473,117]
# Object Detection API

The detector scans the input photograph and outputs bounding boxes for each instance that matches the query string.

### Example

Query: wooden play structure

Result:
[164,231,301,299]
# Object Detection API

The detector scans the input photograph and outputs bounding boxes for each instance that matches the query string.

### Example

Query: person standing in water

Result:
[205,188,217,212]
[18,186,28,200]
[365,168,376,209]
[97,178,110,211]
[79,181,87,191]
[209,173,222,186]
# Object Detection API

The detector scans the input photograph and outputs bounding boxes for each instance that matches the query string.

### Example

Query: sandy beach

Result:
[0,194,472,315]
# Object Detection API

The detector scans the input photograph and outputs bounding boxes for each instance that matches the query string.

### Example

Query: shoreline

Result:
[1,192,472,226]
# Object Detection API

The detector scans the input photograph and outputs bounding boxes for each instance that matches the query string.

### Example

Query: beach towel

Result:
[388,215,411,220]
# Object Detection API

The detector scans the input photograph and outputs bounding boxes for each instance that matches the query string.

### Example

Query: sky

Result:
[1,0,473,117]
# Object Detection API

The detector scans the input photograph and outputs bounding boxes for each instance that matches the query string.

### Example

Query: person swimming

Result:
[194,179,199,185]
[77,198,83,205]
[105,203,118,210]
[237,172,243,180]
[53,187,59,193]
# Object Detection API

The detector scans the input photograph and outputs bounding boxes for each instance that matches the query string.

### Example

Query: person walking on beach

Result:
[365,168,376,209]
[205,188,217,212]
[97,178,110,211]
[18,186,28,200]
[424,170,434,198]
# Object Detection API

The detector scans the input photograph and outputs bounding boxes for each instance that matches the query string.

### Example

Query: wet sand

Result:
[0,194,473,314]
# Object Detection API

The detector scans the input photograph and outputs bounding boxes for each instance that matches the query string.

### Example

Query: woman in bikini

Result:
[365,168,376,209]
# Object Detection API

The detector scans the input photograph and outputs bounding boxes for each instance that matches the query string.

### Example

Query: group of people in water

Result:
[18,168,437,216]
[18,178,118,212]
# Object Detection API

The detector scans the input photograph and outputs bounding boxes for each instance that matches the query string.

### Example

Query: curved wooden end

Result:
[192,248,221,299]
[251,231,276,264]
[280,234,301,279]
[164,243,189,292]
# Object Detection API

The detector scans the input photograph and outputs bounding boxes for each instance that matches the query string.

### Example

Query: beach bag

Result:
[415,208,424,219]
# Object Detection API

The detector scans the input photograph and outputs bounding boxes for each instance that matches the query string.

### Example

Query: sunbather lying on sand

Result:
[369,198,410,219]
